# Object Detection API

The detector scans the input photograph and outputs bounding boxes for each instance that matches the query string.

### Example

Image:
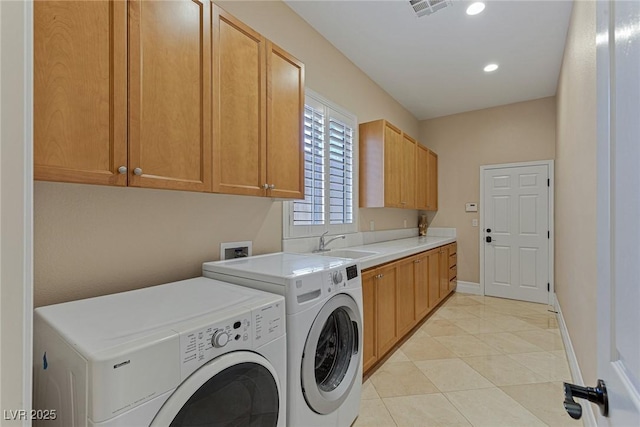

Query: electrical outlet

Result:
[403,219,407,228]
[472,219,478,227]
[369,221,375,231]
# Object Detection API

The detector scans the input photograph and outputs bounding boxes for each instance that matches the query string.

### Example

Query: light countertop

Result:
[320,235,456,270]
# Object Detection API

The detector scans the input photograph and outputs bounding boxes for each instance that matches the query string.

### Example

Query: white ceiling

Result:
[285,0,573,120]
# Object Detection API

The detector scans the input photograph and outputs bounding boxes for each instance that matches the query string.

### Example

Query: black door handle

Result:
[486,228,492,233]
[485,236,492,243]
[563,380,608,419]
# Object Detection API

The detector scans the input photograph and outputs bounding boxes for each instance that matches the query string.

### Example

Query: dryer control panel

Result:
[178,299,284,381]
[179,314,252,380]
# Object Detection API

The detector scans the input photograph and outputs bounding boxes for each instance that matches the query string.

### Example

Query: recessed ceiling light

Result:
[466,2,486,16]
[484,63,499,72]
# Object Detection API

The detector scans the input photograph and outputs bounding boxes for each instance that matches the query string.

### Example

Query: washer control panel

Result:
[325,264,361,294]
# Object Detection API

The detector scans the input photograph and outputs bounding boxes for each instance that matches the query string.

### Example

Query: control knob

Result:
[212,330,230,348]
[331,271,344,285]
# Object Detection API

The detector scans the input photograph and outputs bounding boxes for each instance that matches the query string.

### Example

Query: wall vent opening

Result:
[409,0,453,18]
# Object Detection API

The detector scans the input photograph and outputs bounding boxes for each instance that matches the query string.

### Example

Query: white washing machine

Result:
[33,277,286,427]
[203,253,362,427]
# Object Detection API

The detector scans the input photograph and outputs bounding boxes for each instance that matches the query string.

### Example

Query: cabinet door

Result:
[212,6,266,196]
[416,145,429,210]
[401,134,417,209]
[129,0,212,192]
[439,246,450,298]
[427,249,440,308]
[266,42,305,199]
[376,264,398,358]
[427,149,438,210]
[34,0,127,186]
[396,257,416,336]
[362,269,377,373]
[383,123,402,208]
[414,253,430,320]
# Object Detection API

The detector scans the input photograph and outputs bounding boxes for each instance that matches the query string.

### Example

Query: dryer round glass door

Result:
[301,293,362,414]
[151,352,281,427]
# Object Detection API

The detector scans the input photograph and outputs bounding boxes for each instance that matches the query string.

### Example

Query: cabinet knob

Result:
[263,183,270,189]
[269,184,276,190]
[118,166,127,174]
[133,167,143,176]
[414,259,421,264]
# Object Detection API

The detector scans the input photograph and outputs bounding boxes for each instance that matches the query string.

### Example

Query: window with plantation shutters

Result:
[286,90,358,238]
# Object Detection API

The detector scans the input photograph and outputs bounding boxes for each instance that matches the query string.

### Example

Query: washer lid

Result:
[35,277,281,357]
[203,252,354,285]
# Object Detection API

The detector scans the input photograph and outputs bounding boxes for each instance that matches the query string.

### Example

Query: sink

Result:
[319,249,378,259]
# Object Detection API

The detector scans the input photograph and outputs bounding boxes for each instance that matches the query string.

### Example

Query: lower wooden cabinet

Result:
[396,257,416,337]
[363,242,457,375]
[362,270,377,372]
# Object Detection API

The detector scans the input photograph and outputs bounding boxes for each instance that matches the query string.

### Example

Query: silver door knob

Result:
[118,166,127,174]
[133,168,143,176]
[263,183,269,189]
[269,184,276,189]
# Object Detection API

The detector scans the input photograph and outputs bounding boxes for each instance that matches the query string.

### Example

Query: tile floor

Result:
[356,293,584,427]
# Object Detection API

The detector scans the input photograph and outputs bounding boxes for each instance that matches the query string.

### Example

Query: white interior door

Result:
[482,163,550,304]
[595,0,640,424]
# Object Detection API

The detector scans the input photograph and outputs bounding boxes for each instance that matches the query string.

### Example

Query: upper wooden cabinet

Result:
[34,0,127,186]
[212,7,304,199]
[212,6,266,196]
[360,119,435,210]
[360,120,404,208]
[401,134,417,209]
[129,0,212,192]
[265,42,305,199]
[35,2,305,199]
[427,149,438,210]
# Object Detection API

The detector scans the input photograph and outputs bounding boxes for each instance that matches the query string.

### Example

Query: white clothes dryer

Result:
[203,253,363,427]
[33,277,286,427]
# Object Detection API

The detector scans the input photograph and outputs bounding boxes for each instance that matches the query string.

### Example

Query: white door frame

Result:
[479,160,554,305]
[0,0,34,420]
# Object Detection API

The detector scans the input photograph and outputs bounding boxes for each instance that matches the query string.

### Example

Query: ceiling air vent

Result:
[409,0,453,18]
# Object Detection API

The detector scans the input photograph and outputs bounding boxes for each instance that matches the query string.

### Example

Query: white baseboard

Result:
[455,281,482,295]
[555,295,597,427]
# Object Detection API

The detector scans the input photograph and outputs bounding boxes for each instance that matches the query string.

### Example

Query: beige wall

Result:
[34,0,420,307]
[419,97,556,283]
[555,0,597,386]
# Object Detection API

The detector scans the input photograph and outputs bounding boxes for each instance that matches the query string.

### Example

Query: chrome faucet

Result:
[315,231,345,252]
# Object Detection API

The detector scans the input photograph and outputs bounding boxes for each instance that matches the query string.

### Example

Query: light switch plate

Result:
[466,202,478,212]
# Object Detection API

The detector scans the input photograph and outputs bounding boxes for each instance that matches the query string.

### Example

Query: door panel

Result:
[401,135,416,208]
[596,1,640,424]
[427,150,438,210]
[212,6,266,196]
[129,0,212,191]
[34,0,127,186]
[362,270,377,373]
[376,265,397,358]
[396,258,415,336]
[266,42,304,199]
[416,145,429,210]
[383,124,402,207]
[427,249,440,308]
[414,254,430,319]
[483,164,549,304]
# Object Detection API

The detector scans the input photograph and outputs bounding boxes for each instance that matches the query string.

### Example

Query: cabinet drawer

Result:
[449,242,457,255]
[449,266,457,281]
[449,253,457,268]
